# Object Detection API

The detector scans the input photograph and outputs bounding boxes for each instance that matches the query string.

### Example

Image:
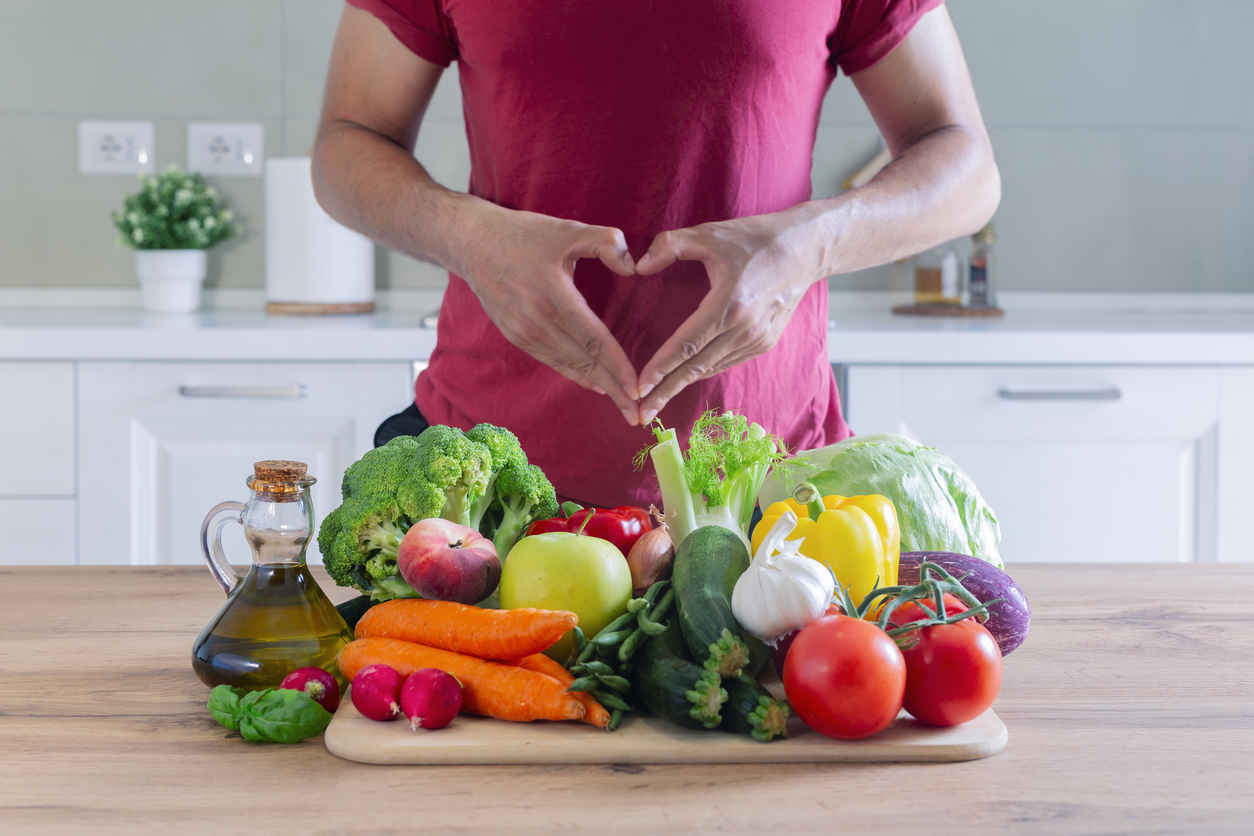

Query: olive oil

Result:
[191,563,354,691]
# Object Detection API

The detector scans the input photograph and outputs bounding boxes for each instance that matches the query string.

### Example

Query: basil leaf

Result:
[237,715,267,743]
[240,688,333,744]
[207,685,246,731]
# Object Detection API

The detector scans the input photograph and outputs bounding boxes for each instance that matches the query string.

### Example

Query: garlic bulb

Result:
[731,510,836,646]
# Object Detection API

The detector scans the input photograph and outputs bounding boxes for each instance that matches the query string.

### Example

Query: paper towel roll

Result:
[265,157,375,313]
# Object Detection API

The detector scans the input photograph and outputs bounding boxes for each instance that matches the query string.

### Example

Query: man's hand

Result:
[632,211,823,422]
[453,205,643,424]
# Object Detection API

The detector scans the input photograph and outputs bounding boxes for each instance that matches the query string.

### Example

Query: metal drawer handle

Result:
[179,385,307,399]
[998,387,1121,402]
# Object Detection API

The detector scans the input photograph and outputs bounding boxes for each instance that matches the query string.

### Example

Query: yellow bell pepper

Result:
[751,489,900,608]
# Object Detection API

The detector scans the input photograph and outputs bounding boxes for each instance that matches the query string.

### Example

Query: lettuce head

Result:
[758,433,1002,568]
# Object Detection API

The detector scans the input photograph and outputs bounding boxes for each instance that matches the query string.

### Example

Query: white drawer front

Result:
[0,498,74,565]
[846,365,1220,563]
[0,362,74,496]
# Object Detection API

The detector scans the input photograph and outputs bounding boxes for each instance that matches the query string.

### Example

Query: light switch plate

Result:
[187,122,264,176]
[78,121,155,175]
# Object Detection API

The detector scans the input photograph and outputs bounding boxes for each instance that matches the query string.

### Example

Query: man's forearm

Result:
[311,120,495,279]
[786,123,1000,283]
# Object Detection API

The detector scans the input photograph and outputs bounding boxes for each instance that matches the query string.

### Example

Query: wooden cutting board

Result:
[324,699,1007,765]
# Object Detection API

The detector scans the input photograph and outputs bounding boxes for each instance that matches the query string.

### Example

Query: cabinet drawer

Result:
[845,365,1220,564]
[0,362,74,496]
[0,498,74,565]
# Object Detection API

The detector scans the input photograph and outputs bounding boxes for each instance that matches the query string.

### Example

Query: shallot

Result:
[626,505,675,597]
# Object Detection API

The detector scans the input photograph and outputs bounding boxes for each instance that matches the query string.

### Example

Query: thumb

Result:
[571,226,635,276]
[635,229,700,275]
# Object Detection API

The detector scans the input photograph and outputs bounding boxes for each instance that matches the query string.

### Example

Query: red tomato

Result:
[901,619,1003,727]
[782,615,905,740]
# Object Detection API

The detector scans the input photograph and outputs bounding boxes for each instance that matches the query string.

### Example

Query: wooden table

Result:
[1,563,1251,834]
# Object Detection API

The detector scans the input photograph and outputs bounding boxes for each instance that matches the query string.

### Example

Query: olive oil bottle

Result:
[192,461,353,691]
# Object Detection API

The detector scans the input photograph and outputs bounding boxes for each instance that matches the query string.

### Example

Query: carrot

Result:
[338,637,586,723]
[514,653,611,729]
[354,599,577,660]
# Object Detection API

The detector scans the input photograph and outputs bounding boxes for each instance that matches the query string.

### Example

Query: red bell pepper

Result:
[526,505,652,558]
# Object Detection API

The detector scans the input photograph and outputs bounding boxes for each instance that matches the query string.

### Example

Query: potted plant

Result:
[112,165,239,313]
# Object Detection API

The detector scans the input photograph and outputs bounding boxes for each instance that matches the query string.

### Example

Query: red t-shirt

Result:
[348,0,941,506]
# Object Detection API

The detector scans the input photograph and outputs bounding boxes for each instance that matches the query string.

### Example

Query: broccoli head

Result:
[483,462,559,560]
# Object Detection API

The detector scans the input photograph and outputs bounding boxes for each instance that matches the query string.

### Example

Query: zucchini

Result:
[334,594,374,631]
[672,525,754,677]
[629,617,727,730]
[722,675,790,742]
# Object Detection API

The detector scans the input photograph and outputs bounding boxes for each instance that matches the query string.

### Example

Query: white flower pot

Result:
[135,249,208,314]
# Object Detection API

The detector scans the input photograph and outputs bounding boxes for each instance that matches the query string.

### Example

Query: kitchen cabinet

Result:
[78,361,411,566]
[844,365,1222,563]
[0,362,76,565]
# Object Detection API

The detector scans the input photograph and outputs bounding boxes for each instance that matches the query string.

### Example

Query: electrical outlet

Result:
[78,121,155,175]
[188,122,263,176]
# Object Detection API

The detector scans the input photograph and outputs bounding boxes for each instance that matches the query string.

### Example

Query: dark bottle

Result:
[967,223,996,309]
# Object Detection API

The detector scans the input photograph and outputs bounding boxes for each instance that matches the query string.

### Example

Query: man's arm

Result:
[633,6,999,421]
[313,6,644,423]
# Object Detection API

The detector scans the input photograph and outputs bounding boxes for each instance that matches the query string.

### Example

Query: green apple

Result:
[499,532,633,661]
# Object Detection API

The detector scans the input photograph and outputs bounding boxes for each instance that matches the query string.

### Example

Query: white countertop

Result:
[3,289,1254,365]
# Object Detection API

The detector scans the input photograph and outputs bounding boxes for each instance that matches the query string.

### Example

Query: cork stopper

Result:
[248,460,314,501]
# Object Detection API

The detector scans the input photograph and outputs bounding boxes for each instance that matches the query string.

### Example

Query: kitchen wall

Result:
[1,0,1250,294]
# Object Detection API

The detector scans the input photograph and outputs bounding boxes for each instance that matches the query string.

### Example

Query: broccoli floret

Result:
[413,424,494,528]
[465,423,527,529]
[488,463,559,559]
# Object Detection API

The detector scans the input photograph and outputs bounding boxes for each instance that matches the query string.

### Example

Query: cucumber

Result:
[629,617,727,730]
[672,525,755,677]
[722,675,790,742]
[334,594,374,631]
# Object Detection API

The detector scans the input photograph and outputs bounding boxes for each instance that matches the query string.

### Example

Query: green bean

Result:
[627,597,648,613]
[577,640,597,665]
[571,625,586,653]
[581,660,616,676]
[598,611,638,636]
[617,627,649,662]
[643,579,670,606]
[593,672,633,693]
[649,588,676,622]
[592,689,632,712]
[607,709,624,731]
[567,676,599,692]
[591,629,634,647]
[637,607,668,636]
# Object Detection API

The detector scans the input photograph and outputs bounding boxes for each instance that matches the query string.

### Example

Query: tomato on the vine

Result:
[900,618,1002,727]
[782,614,905,740]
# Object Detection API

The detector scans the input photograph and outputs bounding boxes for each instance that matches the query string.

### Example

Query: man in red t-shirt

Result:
[313,1,999,507]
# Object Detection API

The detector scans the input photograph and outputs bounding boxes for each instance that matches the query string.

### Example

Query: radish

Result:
[279,667,341,713]
[351,664,405,721]
[400,668,463,731]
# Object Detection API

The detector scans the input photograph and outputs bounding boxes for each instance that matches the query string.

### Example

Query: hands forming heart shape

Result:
[457,206,822,426]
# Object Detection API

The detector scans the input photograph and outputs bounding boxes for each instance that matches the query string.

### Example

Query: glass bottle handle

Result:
[200,501,247,595]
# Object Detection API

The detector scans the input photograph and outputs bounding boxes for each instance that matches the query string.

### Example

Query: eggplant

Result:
[899,552,1031,656]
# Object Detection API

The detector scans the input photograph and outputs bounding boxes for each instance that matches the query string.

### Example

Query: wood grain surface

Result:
[1,563,1251,835]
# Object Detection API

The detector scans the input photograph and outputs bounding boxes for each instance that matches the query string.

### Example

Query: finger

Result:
[530,326,642,425]
[637,329,746,423]
[550,300,643,416]
[569,226,635,276]
[635,229,704,276]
